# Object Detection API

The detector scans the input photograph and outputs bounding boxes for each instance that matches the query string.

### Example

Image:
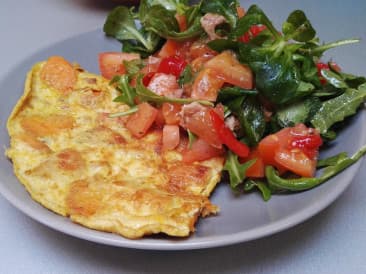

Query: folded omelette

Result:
[6,56,224,239]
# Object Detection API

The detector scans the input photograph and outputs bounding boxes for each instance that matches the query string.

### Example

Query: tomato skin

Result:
[175,13,187,31]
[241,148,265,178]
[210,109,250,158]
[204,51,253,89]
[191,68,225,101]
[275,148,316,177]
[182,138,224,163]
[162,125,180,150]
[126,103,158,138]
[98,52,140,79]
[239,25,267,43]
[162,103,182,125]
[180,103,222,148]
[147,73,182,98]
[157,56,187,78]
[257,124,321,177]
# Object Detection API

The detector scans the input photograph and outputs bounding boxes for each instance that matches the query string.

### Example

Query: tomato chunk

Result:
[204,51,253,89]
[182,138,224,163]
[257,124,322,177]
[180,103,222,148]
[157,56,187,78]
[162,103,182,125]
[191,68,225,101]
[242,148,265,178]
[210,109,250,158]
[126,103,158,138]
[98,52,140,79]
[162,125,180,150]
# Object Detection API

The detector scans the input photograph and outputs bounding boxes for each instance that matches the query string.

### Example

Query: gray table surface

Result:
[1,1,366,273]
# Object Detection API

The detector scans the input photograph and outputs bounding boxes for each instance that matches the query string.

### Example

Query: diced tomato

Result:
[275,148,316,177]
[204,51,253,89]
[239,25,267,43]
[162,125,180,150]
[257,124,322,177]
[98,52,140,79]
[126,103,158,138]
[157,56,187,78]
[147,73,182,98]
[191,68,225,101]
[154,107,166,128]
[180,103,223,148]
[182,138,224,163]
[162,103,182,125]
[210,109,250,158]
[189,40,217,60]
[158,40,180,58]
[142,72,156,86]
[241,148,265,178]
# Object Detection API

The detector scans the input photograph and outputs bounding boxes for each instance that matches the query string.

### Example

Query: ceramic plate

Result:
[0,1,365,250]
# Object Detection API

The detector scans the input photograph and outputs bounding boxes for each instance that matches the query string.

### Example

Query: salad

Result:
[99,0,366,201]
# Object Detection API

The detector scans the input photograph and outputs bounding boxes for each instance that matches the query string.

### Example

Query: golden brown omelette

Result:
[6,56,224,239]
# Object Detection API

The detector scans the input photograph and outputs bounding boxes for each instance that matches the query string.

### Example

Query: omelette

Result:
[6,56,224,239]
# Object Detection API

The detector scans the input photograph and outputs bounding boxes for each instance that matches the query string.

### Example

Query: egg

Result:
[6,56,224,239]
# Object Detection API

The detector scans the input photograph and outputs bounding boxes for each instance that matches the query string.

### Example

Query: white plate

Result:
[0,1,365,250]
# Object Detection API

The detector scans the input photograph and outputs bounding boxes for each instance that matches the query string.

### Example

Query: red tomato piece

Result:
[162,103,182,125]
[241,148,265,178]
[182,138,224,163]
[191,68,225,101]
[157,56,187,78]
[180,103,222,148]
[239,25,267,43]
[317,62,341,84]
[98,52,140,79]
[162,124,180,150]
[147,73,182,98]
[275,148,316,178]
[175,13,187,31]
[204,51,253,89]
[126,103,158,138]
[210,109,250,157]
[258,123,322,177]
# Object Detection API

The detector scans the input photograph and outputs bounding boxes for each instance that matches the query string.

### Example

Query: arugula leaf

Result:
[311,85,366,134]
[244,179,272,201]
[275,97,321,127]
[224,151,256,188]
[266,144,366,191]
[317,152,348,168]
[143,5,203,41]
[216,86,257,103]
[123,59,143,77]
[282,10,316,42]
[200,0,240,28]
[103,6,162,56]
[111,75,137,106]
[178,65,193,87]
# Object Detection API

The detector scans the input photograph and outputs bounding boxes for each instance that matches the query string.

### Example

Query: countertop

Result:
[1,1,366,273]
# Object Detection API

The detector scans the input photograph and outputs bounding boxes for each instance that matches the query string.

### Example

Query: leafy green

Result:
[178,65,193,87]
[275,97,321,127]
[282,10,315,42]
[266,144,366,191]
[244,180,272,201]
[111,75,137,106]
[224,95,266,146]
[143,5,203,41]
[311,85,366,134]
[317,152,348,168]
[216,86,257,103]
[200,0,240,28]
[224,151,255,188]
[103,6,162,57]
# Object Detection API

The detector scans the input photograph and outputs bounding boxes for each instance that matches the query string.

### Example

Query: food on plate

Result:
[6,0,366,240]
[6,56,224,238]
[102,0,366,200]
